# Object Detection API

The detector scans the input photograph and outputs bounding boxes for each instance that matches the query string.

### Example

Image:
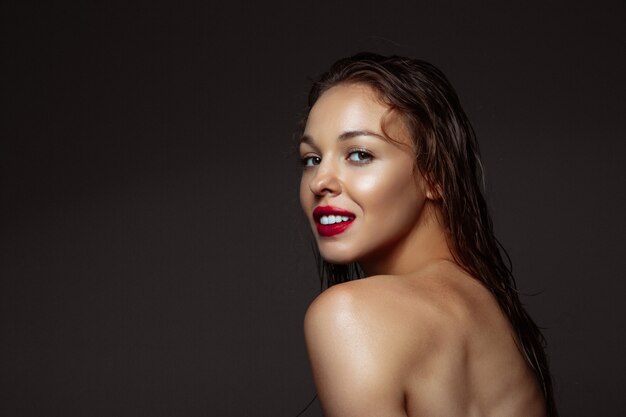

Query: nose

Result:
[308,159,341,197]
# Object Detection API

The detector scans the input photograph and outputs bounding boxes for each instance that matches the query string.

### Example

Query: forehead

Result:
[303,83,412,147]
[305,83,386,132]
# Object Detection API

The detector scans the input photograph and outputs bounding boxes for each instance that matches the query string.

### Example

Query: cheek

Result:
[351,164,418,209]
[299,176,312,212]
[349,172,380,195]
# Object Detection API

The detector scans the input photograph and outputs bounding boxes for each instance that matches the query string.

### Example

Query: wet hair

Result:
[299,52,557,416]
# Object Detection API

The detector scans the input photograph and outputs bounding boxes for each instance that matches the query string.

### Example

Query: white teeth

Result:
[319,215,353,225]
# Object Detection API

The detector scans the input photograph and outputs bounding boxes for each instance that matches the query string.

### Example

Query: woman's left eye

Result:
[301,156,321,167]
[347,150,373,163]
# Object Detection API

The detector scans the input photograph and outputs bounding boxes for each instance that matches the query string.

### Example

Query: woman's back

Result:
[305,260,546,417]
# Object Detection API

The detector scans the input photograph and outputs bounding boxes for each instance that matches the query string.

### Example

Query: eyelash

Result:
[347,149,374,164]
[300,149,374,168]
[301,156,321,167]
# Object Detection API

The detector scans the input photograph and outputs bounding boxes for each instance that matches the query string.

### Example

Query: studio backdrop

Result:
[1,1,624,416]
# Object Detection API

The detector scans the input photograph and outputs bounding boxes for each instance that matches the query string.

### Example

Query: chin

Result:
[320,255,356,265]
[317,243,360,265]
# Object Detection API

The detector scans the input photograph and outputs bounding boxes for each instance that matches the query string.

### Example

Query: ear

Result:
[413,169,440,201]
[424,179,442,201]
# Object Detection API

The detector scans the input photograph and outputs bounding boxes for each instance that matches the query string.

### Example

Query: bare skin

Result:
[300,83,547,416]
[304,262,546,417]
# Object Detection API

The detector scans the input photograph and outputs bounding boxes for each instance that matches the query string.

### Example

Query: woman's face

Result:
[299,83,430,267]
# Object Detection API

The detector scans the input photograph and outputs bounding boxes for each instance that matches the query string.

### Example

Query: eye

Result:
[347,150,373,164]
[301,155,321,167]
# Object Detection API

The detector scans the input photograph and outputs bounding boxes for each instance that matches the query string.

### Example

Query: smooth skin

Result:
[299,84,546,417]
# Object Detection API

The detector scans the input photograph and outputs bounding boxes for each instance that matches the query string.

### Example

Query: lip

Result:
[312,206,356,237]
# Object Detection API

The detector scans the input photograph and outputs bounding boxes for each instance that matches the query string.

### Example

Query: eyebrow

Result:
[299,130,386,145]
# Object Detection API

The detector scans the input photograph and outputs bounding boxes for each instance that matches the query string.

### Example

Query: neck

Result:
[359,202,453,276]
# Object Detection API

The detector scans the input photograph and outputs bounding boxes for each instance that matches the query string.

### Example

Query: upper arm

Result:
[304,285,410,417]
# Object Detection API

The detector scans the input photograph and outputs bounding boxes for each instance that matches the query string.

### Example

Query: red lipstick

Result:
[313,206,356,237]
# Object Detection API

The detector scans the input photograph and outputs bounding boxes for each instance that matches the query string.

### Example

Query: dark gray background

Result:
[1,1,624,416]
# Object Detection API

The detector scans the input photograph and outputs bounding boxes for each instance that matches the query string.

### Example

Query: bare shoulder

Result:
[304,262,545,416]
[304,276,422,360]
[303,266,477,390]
[304,275,411,330]
[303,276,390,330]
[305,262,498,346]
[303,277,430,416]
[304,274,443,355]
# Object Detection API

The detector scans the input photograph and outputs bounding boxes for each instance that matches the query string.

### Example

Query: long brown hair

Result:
[301,52,557,416]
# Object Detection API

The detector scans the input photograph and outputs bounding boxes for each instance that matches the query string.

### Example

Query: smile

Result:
[313,206,356,237]
[319,215,353,225]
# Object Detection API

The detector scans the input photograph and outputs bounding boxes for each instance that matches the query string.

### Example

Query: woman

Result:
[298,53,556,417]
